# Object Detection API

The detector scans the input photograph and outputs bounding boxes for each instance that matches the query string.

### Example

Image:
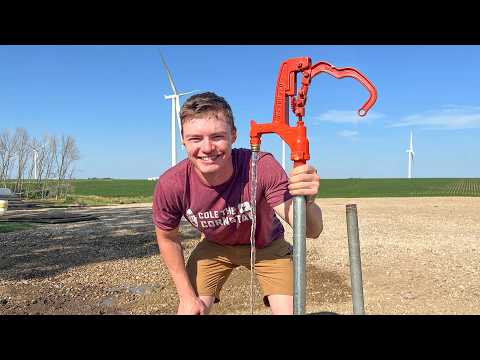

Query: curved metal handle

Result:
[308,61,377,116]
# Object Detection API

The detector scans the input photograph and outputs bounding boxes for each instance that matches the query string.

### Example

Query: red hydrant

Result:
[250,56,377,314]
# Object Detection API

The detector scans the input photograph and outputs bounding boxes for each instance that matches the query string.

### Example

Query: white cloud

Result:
[391,105,480,129]
[315,110,385,124]
[338,130,358,138]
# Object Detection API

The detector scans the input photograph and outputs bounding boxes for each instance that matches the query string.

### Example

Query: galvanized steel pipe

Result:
[293,195,307,315]
[346,204,365,315]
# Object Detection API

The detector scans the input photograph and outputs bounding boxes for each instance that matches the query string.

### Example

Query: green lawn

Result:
[0,222,34,233]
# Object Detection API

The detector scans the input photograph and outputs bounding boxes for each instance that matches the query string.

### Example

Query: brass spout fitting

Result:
[251,143,260,152]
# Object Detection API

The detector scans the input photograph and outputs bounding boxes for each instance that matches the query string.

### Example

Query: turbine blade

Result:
[178,90,199,97]
[158,51,178,95]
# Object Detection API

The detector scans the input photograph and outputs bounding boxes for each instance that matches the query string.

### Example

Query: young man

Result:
[152,92,323,315]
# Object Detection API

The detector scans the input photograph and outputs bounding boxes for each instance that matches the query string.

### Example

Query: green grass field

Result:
[4,178,479,207]
[73,179,156,197]
[69,178,480,204]
[2,178,479,231]
[0,222,35,233]
[69,179,155,205]
[317,178,480,198]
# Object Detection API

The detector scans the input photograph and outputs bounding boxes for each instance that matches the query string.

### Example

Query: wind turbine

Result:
[159,52,198,167]
[27,142,47,180]
[406,130,415,178]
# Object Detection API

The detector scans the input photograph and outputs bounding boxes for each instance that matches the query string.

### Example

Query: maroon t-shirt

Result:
[152,148,292,248]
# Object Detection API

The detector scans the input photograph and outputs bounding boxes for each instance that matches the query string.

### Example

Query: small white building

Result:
[147,177,159,181]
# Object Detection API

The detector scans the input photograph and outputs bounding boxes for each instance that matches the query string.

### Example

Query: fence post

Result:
[346,204,365,315]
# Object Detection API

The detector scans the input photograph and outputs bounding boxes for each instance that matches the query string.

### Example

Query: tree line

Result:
[0,128,80,200]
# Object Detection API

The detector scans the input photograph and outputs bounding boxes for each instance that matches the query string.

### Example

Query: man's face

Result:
[182,113,237,177]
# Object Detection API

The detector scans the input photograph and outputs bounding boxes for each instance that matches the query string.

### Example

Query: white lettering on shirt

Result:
[190,201,253,229]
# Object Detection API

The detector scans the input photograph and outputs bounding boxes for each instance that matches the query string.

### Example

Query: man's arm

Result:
[155,226,207,314]
[272,164,323,238]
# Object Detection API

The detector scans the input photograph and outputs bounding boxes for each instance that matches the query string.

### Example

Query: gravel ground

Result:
[1,197,479,315]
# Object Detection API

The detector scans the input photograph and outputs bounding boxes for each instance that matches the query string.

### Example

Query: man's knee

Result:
[267,294,293,315]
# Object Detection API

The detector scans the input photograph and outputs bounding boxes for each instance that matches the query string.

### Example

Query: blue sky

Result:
[1,45,479,179]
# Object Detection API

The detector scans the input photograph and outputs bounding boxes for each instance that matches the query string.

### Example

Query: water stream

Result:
[249,151,259,315]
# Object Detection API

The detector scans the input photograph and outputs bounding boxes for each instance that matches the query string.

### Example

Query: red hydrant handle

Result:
[308,61,377,116]
[250,57,378,167]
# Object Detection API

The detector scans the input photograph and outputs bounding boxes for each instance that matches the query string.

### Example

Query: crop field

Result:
[70,178,480,200]
[318,178,480,198]
[73,179,156,198]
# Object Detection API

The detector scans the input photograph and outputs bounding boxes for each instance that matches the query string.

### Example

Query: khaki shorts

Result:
[186,237,293,307]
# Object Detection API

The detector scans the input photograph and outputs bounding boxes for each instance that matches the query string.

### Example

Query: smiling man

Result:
[152,92,323,315]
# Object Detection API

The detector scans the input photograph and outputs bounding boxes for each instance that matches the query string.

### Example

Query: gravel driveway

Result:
[1,197,479,315]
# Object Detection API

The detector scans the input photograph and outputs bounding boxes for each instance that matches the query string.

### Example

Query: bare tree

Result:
[0,129,16,187]
[1,130,80,200]
[42,134,57,198]
[34,136,49,183]
[12,128,30,196]
[54,135,79,200]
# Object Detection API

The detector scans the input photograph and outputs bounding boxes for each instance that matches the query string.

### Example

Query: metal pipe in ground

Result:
[293,195,307,315]
[346,204,365,315]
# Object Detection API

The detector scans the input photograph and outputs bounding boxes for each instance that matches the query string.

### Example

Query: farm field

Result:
[69,178,480,203]
[317,178,480,198]
[69,179,155,205]
[73,179,156,198]
[4,178,480,207]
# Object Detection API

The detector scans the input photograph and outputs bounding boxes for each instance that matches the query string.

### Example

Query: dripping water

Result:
[249,151,259,315]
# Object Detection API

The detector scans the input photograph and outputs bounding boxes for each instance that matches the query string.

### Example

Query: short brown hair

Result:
[180,92,236,133]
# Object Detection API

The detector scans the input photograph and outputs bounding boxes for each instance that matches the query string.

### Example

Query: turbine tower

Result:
[159,52,198,167]
[406,130,415,178]
[27,142,47,180]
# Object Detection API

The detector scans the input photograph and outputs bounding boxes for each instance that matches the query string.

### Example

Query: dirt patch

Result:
[1,197,479,315]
